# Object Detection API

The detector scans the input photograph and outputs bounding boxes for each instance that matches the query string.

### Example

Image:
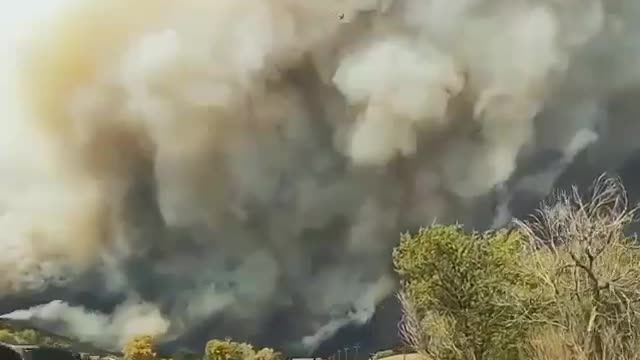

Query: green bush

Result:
[18,329,39,344]
[394,176,640,360]
[254,347,283,360]
[204,338,254,360]
[0,329,16,343]
[123,335,158,360]
[393,225,545,360]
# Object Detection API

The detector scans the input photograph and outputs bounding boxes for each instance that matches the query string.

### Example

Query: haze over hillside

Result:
[1,0,640,354]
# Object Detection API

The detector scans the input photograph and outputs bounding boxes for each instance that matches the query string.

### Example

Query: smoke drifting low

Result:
[2,0,640,353]
[2,300,170,349]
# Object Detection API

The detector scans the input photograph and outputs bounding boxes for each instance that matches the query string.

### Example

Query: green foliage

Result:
[394,176,640,360]
[393,225,545,360]
[123,335,158,360]
[19,329,38,343]
[201,338,284,360]
[0,329,14,343]
[254,347,283,360]
[205,338,255,360]
[0,326,70,348]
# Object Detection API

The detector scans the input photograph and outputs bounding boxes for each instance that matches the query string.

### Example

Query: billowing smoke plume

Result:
[2,0,640,353]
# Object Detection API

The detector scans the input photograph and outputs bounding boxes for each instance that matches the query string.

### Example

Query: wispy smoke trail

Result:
[1,300,170,349]
[1,0,640,353]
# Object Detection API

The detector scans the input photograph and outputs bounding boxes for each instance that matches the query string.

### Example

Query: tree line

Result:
[123,336,283,360]
[395,175,640,360]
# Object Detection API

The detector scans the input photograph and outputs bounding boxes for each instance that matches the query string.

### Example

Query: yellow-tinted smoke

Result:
[2,0,638,352]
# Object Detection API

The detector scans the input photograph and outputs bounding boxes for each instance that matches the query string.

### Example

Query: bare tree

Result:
[517,174,640,360]
[397,291,428,356]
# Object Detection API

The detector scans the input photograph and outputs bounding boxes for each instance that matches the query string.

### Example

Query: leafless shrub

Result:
[397,291,427,356]
[397,291,465,360]
[516,174,640,360]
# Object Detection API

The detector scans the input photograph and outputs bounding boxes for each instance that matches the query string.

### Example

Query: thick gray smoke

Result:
[2,0,640,353]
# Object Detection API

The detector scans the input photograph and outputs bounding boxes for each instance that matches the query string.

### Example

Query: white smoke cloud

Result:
[1,299,170,349]
[333,36,464,164]
[0,0,639,353]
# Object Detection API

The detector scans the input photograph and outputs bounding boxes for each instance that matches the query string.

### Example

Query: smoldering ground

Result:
[2,0,640,354]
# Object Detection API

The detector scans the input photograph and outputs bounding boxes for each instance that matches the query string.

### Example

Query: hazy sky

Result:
[0,0,72,100]
[0,0,73,156]
[0,0,76,210]
[0,0,72,42]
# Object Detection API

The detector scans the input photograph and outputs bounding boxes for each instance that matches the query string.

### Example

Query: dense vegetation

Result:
[0,319,121,359]
[394,225,543,360]
[0,327,70,348]
[0,320,73,348]
[122,336,283,360]
[395,175,640,360]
